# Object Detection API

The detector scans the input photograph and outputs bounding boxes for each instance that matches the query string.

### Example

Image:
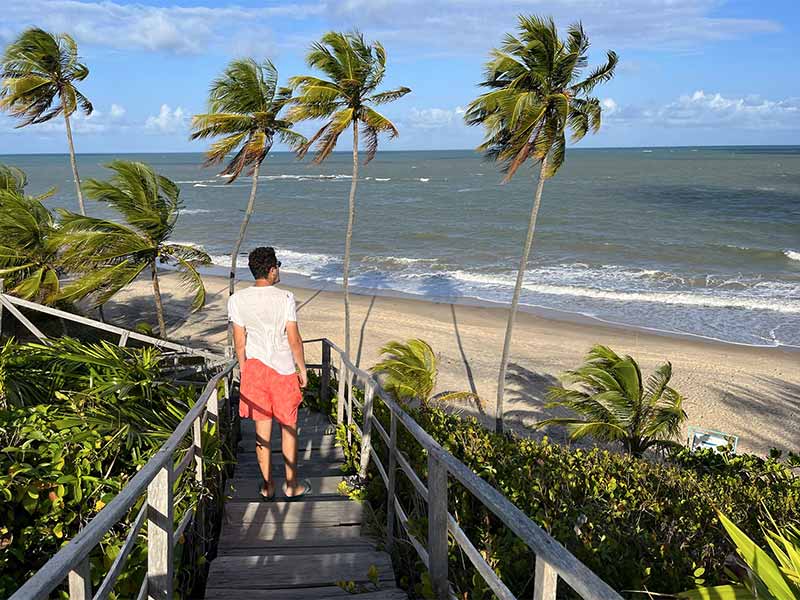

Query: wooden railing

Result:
[314,337,624,600]
[8,361,237,600]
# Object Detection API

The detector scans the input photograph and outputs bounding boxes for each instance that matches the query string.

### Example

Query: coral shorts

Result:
[239,359,303,425]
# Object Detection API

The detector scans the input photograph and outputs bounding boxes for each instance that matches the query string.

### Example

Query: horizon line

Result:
[2,143,799,157]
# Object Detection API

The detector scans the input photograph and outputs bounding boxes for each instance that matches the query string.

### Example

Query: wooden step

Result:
[206,588,407,600]
[217,522,366,550]
[205,551,395,590]
[237,434,339,454]
[225,476,345,501]
[224,498,363,526]
[233,460,344,478]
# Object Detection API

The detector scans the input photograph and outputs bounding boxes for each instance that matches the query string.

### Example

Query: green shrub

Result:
[338,392,800,598]
[0,338,230,598]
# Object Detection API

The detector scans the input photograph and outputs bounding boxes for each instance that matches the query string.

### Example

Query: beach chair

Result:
[687,426,739,453]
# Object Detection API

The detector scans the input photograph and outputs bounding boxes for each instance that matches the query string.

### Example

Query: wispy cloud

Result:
[3,0,320,54]
[408,106,466,129]
[605,91,800,130]
[1,103,129,135]
[1,0,782,56]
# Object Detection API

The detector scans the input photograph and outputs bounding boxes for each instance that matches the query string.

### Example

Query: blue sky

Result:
[1,0,799,153]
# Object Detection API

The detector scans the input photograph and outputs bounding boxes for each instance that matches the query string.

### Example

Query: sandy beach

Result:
[101,271,800,456]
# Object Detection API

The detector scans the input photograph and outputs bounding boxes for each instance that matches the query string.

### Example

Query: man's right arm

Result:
[232,323,247,366]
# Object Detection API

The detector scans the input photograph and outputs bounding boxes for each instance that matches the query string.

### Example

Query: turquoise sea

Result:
[3,147,799,348]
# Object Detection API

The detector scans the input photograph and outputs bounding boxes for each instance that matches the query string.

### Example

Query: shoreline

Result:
[101,270,800,456]
[200,264,800,354]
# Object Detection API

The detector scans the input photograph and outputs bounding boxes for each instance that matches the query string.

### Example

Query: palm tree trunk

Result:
[342,122,359,358]
[63,112,86,216]
[150,260,167,338]
[229,162,261,297]
[494,157,548,434]
[226,162,261,351]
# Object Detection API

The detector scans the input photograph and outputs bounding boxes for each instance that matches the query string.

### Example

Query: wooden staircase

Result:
[204,409,406,599]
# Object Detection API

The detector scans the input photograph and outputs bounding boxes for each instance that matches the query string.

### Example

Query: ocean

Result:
[3,147,799,348]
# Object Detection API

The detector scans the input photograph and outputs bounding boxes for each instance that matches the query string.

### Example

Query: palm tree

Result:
[0,164,27,193]
[289,31,410,358]
[464,16,617,433]
[536,345,687,456]
[57,161,211,337]
[0,189,62,303]
[372,338,481,409]
[0,28,92,215]
[190,58,306,298]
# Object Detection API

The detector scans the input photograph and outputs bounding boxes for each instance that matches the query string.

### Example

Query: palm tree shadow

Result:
[711,375,800,453]
[354,295,376,369]
[503,362,574,443]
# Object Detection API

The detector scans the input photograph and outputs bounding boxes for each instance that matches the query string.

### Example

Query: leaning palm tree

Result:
[465,16,617,433]
[372,338,481,409]
[536,345,687,456]
[289,31,410,358]
[58,161,211,337]
[0,190,62,303]
[0,28,92,215]
[190,58,306,297]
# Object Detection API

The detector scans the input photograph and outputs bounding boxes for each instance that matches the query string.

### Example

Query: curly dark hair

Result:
[248,247,279,279]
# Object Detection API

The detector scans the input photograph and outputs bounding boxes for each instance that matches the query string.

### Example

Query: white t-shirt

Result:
[227,285,298,375]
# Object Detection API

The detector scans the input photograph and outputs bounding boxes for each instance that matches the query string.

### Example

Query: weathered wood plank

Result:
[232,461,343,478]
[224,499,363,526]
[237,435,338,455]
[205,587,408,600]
[205,552,394,590]
[225,476,344,501]
[217,523,365,549]
[235,448,343,465]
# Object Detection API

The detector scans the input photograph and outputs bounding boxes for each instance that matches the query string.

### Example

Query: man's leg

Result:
[254,419,274,496]
[280,423,304,496]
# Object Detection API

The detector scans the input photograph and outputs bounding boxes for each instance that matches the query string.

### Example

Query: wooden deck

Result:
[204,409,406,599]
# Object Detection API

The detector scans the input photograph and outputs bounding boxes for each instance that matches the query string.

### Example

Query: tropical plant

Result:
[371,339,481,408]
[535,344,687,456]
[0,337,225,597]
[289,31,410,357]
[191,58,306,298]
[0,28,93,215]
[57,160,211,337]
[464,16,617,433]
[0,189,62,303]
[678,512,800,600]
[0,164,27,193]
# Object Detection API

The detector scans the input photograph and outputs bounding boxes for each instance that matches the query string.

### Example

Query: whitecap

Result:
[418,178,430,182]
[785,249,800,262]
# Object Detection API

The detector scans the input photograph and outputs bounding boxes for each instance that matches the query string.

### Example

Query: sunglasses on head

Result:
[275,261,281,268]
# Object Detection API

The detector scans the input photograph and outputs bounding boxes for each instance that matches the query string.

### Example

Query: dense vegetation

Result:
[0,338,230,598]
[331,384,800,599]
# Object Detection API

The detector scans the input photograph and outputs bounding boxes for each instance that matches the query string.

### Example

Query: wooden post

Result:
[67,557,92,600]
[386,410,397,554]
[207,388,219,430]
[358,381,375,479]
[320,340,331,409]
[192,415,203,484]
[336,355,346,426]
[147,464,174,600]
[346,376,354,444]
[533,557,558,600]
[428,454,449,599]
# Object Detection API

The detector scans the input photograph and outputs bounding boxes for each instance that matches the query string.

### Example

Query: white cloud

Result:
[1,0,782,56]
[409,107,464,129]
[606,91,800,130]
[3,0,319,54]
[110,104,126,119]
[2,103,129,135]
[145,104,187,134]
[321,0,781,52]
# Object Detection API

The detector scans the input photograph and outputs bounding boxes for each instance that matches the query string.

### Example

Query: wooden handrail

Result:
[0,292,224,362]
[322,337,624,600]
[8,360,236,600]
